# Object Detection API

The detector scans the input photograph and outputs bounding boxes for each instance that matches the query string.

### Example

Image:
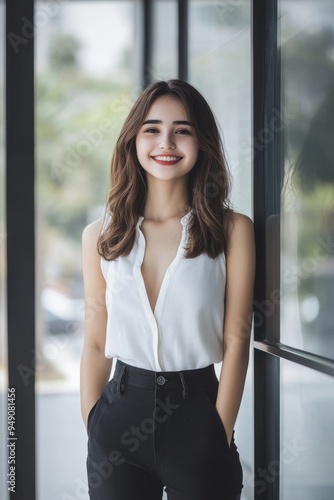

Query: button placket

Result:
[135,212,191,372]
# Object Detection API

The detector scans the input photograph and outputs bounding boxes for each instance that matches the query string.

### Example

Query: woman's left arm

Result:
[216,212,256,447]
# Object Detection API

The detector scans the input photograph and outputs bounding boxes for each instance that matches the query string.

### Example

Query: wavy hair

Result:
[98,79,234,260]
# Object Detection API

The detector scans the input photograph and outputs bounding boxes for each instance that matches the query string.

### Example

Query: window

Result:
[9,2,334,498]
[253,1,334,498]
[189,0,252,215]
[35,2,139,497]
[279,5,334,496]
[189,2,253,498]
[280,359,334,499]
[279,0,334,360]
[151,0,178,81]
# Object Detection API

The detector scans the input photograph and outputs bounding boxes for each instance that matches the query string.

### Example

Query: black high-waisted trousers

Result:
[86,359,243,499]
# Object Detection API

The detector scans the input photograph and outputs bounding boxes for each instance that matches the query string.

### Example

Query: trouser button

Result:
[157,375,166,385]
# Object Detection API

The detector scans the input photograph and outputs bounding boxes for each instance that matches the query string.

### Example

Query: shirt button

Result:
[157,375,166,385]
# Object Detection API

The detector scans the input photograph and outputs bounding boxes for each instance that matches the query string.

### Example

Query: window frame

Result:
[6,1,36,499]
[252,1,334,499]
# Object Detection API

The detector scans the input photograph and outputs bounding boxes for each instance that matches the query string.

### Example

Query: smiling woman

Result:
[98,79,234,262]
[136,96,198,178]
[80,79,255,500]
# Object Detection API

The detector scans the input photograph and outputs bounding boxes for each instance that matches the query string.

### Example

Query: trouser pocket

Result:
[87,395,104,435]
[87,378,121,437]
[86,399,98,432]
[200,395,234,451]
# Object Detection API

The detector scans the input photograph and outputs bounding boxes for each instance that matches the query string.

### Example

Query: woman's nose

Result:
[159,133,176,150]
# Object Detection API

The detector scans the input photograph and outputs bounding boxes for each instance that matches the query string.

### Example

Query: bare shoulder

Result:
[226,212,255,260]
[227,211,255,256]
[81,218,106,287]
[226,212,256,289]
[82,218,103,246]
[81,219,105,266]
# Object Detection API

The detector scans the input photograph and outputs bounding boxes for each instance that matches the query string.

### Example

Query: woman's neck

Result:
[142,176,190,223]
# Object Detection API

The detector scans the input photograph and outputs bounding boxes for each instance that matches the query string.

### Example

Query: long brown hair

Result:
[98,79,234,260]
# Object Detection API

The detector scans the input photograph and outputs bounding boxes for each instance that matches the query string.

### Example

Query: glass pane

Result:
[0,1,9,499]
[189,3,253,499]
[151,0,178,81]
[35,1,138,498]
[189,0,252,216]
[280,358,334,499]
[279,1,334,358]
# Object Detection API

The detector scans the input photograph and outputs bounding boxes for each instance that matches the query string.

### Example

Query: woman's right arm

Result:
[80,219,113,430]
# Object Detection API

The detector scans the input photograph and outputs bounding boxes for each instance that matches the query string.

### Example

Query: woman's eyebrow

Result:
[142,119,192,126]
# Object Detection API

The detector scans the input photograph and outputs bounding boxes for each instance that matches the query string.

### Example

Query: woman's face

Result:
[135,96,199,182]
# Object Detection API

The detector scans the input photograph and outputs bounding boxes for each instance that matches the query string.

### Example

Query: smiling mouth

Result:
[151,155,182,165]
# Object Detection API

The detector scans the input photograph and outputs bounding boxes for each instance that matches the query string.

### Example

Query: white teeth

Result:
[154,156,180,161]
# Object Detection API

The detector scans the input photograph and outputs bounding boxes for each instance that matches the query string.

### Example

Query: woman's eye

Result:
[142,127,191,135]
[176,129,191,135]
[144,128,159,133]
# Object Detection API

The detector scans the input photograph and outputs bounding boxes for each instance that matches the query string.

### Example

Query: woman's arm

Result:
[80,219,113,429]
[215,212,256,447]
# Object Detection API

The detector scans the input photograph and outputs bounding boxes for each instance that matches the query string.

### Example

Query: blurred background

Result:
[1,1,334,499]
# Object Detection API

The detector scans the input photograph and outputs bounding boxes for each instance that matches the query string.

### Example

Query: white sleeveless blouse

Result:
[101,209,226,371]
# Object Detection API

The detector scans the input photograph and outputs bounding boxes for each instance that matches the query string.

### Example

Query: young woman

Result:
[80,79,255,500]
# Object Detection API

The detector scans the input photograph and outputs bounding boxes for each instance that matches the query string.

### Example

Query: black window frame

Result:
[6,1,36,499]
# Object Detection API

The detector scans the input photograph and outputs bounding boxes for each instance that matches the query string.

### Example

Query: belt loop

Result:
[179,372,188,399]
[117,365,126,395]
